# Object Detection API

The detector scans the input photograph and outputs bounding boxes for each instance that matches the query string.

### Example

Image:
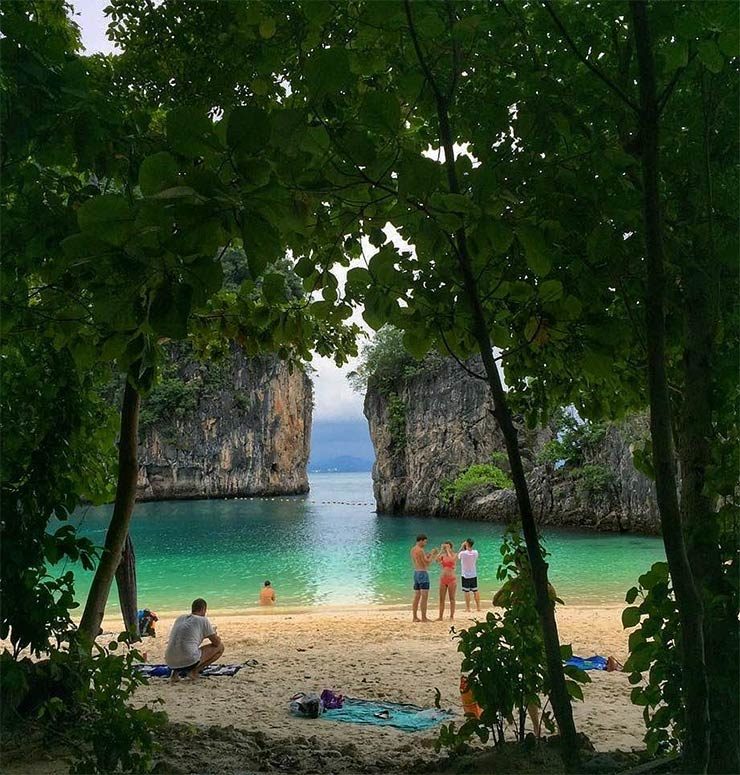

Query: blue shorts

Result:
[413,570,430,591]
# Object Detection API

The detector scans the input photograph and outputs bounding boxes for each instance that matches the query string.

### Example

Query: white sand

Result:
[122,603,643,761]
[3,603,644,773]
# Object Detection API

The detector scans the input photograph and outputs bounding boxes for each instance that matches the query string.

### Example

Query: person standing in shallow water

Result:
[259,580,276,606]
[459,538,481,612]
[411,534,438,622]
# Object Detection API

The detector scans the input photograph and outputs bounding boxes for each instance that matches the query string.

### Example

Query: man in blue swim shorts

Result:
[410,534,438,622]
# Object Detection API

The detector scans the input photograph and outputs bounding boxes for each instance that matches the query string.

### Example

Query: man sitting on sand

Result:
[459,539,481,612]
[411,534,438,622]
[259,580,276,606]
[164,598,223,682]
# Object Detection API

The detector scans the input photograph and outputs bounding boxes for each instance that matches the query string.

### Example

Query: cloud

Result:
[70,0,119,54]
[310,355,365,422]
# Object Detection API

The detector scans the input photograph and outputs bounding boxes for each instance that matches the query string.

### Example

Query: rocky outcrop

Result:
[365,358,659,533]
[137,349,312,500]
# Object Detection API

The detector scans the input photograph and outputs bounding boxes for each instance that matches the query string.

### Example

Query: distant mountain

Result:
[309,418,375,472]
[309,455,373,473]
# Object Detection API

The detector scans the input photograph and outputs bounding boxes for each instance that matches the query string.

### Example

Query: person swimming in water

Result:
[259,580,276,606]
[436,541,457,621]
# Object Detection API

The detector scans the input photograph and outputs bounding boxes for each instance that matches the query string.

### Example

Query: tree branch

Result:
[542,0,640,113]
[437,326,487,381]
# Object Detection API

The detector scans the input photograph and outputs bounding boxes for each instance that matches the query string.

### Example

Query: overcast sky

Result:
[70,0,367,423]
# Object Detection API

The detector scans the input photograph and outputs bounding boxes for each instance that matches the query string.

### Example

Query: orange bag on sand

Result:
[460,675,482,719]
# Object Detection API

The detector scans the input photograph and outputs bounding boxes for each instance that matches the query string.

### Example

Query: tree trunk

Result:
[678,69,738,775]
[115,533,139,639]
[680,255,738,774]
[630,3,710,771]
[79,376,141,644]
[401,3,580,762]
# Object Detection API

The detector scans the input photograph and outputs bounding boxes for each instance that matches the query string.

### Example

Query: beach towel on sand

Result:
[134,662,256,678]
[323,698,452,732]
[565,655,608,671]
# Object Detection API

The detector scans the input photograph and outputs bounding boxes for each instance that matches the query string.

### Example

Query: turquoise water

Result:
[67,472,663,613]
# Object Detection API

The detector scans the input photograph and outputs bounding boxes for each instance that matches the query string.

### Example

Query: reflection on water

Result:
[68,472,664,613]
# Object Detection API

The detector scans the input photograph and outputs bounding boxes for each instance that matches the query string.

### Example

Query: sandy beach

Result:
[3,603,644,774]
[113,603,643,769]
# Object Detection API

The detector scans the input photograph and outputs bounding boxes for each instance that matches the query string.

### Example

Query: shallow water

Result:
[67,472,663,613]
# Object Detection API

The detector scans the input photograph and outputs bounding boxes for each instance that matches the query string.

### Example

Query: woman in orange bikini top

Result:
[436,541,458,621]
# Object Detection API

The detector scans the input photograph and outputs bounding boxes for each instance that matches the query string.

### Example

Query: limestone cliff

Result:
[365,358,659,533]
[137,348,312,500]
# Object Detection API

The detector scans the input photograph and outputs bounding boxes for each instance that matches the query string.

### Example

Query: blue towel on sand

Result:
[134,663,248,678]
[323,698,453,732]
[565,655,608,671]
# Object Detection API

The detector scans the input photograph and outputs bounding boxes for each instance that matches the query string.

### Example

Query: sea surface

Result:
[68,472,664,613]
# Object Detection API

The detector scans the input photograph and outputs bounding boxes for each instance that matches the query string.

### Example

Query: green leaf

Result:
[719,29,740,57]
[305,48,354,96]
[516,225,551,276]
[259,17,276,39]
[486,221,513,253]
[346,266,372,294]
[566,680,584,701]
[262,272,285,303]
[662,39,688,72]
[622,606,642,629]
[362,91,401,133]
[697,40,724,74]
[242,214,282,278]
[227,106,271,154]
[539,279,563,302]
[402,329,430,359]
[188,254,224,305]
[234,156,272,188]
[631,686,650,706]
[60,233,112,261]
[564,665,591,684]
[369,247,397,285]
[560,643,573,660]
[363,304,388,331]
[149,283,193,339]
[628,628,645,652]
[139,152,178,196]
[167,107,218,157]
[625,586,639,604]
[294,256,315,279]
[432,192,476,215]
[77,194,133,247]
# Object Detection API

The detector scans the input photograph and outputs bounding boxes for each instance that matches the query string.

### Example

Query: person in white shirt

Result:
[458,539,481,612]
[164,598,224,682]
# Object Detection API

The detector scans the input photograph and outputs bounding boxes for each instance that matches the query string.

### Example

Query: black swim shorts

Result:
[461,576,478,592]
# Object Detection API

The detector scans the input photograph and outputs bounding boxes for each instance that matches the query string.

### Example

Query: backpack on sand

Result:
[290,692,324,718]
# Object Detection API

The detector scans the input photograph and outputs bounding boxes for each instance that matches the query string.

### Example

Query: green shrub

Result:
[233,393,253,412]
[348,324,438,395]
[437,530,587,750]
[3,632,166,774]
[139,376,199,433]
[569,464,616,497]
[440,462,513,505]
[622,563,683,756]
[536,411,608,467]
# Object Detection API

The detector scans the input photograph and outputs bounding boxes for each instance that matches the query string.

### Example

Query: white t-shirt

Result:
[164,614,215,668]
[458,549,479,579]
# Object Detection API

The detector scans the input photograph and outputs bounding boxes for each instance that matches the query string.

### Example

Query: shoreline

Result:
[101,600,627,620]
